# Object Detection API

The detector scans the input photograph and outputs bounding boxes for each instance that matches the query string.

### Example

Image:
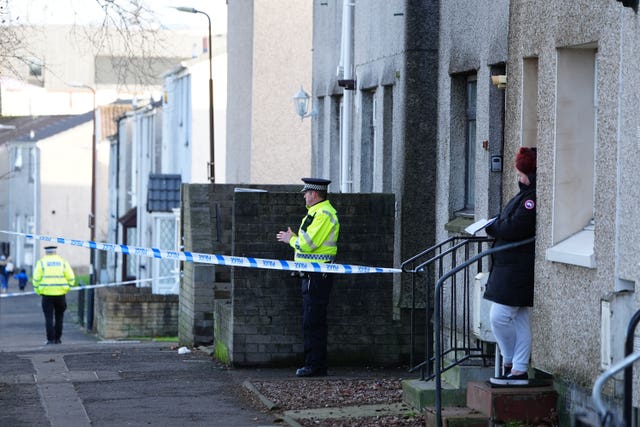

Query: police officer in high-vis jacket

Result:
[277,178,340,377]
[33,246,77,344]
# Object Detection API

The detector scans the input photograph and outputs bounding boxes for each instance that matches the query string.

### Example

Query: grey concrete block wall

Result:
[179,185,216,346]
[94,287,178,339]
[180,184,300,348]
[231,191,409,367]
[181,183,416,367]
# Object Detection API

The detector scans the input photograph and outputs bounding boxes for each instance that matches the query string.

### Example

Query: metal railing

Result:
[401,236,494,381]
[579,308,640,427]
[402,235,535,427]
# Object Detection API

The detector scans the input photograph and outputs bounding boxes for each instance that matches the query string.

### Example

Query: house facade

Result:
[0,114,94,272]
[312,1,440,311]
[226,0,313,184]
[505,0,640,421]
[309,0,640,422]
[0,22,218,274]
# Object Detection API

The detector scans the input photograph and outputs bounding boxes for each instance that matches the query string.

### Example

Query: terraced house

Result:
[305,0,640,424]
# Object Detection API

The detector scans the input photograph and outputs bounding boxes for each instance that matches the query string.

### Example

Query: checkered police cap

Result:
[301,177,331,192]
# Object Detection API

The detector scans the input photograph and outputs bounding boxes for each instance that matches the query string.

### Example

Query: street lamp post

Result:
[69,82,96,330]
[174,6,215,183]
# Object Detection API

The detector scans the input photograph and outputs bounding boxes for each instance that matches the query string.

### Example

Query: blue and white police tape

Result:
[0,276,177,298]
[0,231,402,274]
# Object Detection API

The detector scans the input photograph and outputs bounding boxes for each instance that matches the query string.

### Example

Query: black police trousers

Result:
[42,295,67,342]
[301,273,333,371]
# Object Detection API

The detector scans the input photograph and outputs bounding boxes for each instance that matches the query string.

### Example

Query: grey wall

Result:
[179,183,294,346]
[435,0,509,243]
[225,0,254,184]
[312,1,441,311]
[181,183,416,367]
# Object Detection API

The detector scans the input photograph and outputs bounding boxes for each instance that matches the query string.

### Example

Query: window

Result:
[545,47,597,268]
[28,58,42,78]
[360,90,375,192]
[447,73,478,227]
[330,95,342,186]
[381,85,393,193]
[11,146,23,171]
[465,77,477,210]
[125,227,138,280]
[359,87,393,193]
[29,148,36,183]
[445,73,479,233]
[151,213,179,294]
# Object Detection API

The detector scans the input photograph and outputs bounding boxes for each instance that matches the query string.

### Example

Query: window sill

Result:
[445,216,475,234]
[545,229,595,269]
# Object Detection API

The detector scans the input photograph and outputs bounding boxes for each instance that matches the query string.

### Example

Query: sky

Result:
[5,0,227,33]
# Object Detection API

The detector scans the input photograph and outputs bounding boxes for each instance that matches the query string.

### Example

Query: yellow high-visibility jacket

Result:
[289,199,339,263]
[32,254,76,296]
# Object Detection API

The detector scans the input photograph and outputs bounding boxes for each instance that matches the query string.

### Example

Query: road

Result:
[0,286,278,426]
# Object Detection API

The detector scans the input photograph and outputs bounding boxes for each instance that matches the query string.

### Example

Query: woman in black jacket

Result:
[484,147,536,386]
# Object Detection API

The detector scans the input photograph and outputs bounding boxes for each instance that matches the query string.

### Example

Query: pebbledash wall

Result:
[180,184,415,367]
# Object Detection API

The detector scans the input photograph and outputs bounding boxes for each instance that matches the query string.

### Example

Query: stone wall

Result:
[94,286,178,339]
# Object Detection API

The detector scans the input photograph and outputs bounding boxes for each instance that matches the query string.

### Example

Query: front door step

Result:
[402,379,467,410]
[466,380,558,424]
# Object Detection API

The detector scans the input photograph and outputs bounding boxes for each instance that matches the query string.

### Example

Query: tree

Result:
[0,0,188,89]
[0,1,31,78]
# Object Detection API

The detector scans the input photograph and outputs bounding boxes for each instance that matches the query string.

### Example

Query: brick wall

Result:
[94,286,178,339]
[181,184,415,367]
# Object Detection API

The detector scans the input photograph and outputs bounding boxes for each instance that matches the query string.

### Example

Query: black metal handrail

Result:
[575,307,640,427]
[401,236,494,380]
[590,352,640,427]
[623,309,640,426]
[431,236,535,427]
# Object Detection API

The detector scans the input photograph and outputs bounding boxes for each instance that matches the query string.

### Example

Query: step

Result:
[424,406,488,427]
[402,379,467,410]
[466,380,557,424]
[442,362,495,389]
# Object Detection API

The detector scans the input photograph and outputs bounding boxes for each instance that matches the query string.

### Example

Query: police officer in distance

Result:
[277,178,340,377]
[32,246,77,345]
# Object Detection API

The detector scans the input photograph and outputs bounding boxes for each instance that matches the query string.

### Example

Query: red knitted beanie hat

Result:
[515,147,537,175]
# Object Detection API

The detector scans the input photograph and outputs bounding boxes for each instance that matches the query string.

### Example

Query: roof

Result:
[0,112,93,145]
[147,174,181,212]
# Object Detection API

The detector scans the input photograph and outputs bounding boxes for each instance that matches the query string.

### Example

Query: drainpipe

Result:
[114,115,125,283]
[339,0,354,193]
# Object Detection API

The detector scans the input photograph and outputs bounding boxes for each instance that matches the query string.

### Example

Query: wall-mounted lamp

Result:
[293,86,315,120]
[491,75,507,89]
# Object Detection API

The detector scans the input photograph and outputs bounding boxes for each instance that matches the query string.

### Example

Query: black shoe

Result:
[295,366,327,377]
[490,372,528,385]
[55,339,61,344]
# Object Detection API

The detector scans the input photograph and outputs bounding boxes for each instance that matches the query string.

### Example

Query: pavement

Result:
[0,283,414,427]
